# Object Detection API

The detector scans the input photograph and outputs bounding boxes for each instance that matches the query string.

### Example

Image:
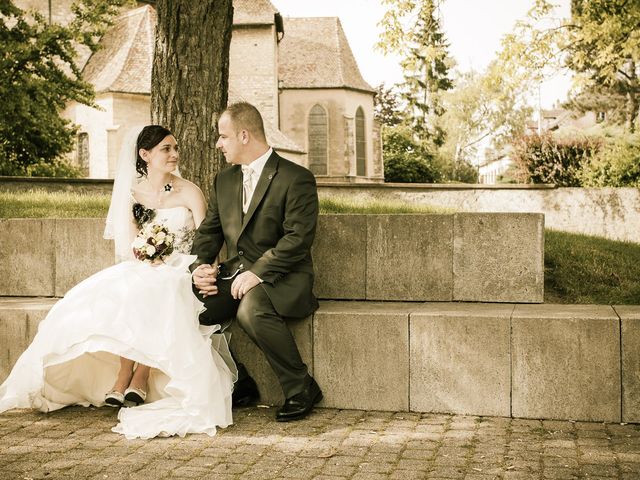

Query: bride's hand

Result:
[193,264,218,297]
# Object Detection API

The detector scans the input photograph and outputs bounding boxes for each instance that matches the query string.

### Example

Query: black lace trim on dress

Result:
[132,203,156,229]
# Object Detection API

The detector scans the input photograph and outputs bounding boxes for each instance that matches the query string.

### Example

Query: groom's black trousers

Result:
[194,280,308,399]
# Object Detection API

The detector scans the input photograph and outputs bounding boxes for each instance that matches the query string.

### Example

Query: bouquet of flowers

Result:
[132,222,176,263]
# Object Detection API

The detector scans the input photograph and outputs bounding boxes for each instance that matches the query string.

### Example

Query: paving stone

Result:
[0,406,635,479]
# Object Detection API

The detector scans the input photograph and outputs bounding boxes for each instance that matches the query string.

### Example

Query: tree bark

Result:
[151,0,233,199]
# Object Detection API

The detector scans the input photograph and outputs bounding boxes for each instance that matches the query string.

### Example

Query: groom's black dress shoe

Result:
[232,373,260,407]
[276,376,323,422]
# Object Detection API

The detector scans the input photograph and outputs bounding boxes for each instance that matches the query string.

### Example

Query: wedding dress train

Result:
[0,206,233,439]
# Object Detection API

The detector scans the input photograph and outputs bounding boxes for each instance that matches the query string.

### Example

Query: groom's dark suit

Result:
[191,150,319,398]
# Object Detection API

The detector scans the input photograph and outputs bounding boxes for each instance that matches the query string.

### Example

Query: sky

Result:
[270,0,572,108]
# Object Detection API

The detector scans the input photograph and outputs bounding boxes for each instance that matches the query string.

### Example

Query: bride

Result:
[0,125,234,439]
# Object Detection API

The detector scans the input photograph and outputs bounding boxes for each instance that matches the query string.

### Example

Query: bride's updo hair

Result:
[135,125,173,177]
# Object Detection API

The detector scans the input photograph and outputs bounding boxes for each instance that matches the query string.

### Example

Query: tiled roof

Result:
[233,0,278,25]
[82,5,154,94]
[278,17,374,93]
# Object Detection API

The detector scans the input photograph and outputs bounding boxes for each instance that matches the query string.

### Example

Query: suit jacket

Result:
[191,151,319,318]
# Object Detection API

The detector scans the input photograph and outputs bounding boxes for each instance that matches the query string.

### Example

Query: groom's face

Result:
[216,113,245,165]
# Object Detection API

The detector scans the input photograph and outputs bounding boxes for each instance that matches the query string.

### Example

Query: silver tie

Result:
[242,166,255,213]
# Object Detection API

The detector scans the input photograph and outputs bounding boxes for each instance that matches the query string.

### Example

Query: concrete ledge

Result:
[229,316,313,406]
[312,215,366,300]
[0,298,58,381]
[453,213,544,303]
[0,215,545,302]
[410,303,513,417]
[616,305,640,423]
[366,215,453,301]
[511,304,621,422]
[54,219,113,296]
[0,219,56,296]
[1,298,635,423]
[313,301,411,411]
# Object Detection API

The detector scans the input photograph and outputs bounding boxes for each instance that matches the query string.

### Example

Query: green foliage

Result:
[438,69,532,167]
[374,84,405,127]
[439,157,479,184]
[0,157,83,177]
[566,0,640,132]
[580,134,640,187]
[0,0,124,176]
[512,133,601,186]
[382,125,441,183]
[497,0,640,132]
[545,229,640,304]
[377,0,454,145]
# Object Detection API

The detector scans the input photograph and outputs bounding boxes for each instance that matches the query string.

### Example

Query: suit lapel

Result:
[240,152,279,234]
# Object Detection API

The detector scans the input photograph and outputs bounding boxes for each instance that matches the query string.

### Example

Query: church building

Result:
[30,0,384,182]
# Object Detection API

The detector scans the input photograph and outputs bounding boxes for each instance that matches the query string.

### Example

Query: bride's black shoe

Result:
[232,375,259,407]
[124,387,147,405]
[104,390,125,407]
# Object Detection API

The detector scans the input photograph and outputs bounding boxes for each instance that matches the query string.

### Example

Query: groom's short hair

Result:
[224,102,267,142]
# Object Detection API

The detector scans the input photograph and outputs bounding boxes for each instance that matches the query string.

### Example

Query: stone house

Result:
[25,0,384,182]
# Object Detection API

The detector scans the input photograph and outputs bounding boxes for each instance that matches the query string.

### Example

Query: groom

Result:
[190,101,322,422]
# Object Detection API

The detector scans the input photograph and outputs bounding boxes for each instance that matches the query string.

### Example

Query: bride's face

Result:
[142,135,179,174]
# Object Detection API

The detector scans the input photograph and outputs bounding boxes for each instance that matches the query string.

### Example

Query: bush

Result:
[580,134,640,187]
[0,157,83,178]
[383,125,441,183]
[512,133,601,186]
[439,158,479,183]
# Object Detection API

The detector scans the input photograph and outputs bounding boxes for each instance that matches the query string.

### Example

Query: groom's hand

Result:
[231,271,261,300]
[193,264,218,297]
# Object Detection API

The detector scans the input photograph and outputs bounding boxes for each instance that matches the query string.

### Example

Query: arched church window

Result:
[76,132,89,176]
[308,104,328,175]
[355,107,366,176]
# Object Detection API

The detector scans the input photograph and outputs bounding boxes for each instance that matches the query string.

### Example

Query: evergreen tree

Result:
[378,0,454,146]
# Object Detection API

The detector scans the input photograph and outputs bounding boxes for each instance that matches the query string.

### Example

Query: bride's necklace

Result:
[148,179,173,207]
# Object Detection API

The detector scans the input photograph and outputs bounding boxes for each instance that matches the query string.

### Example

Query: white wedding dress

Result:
[0,206,234,439]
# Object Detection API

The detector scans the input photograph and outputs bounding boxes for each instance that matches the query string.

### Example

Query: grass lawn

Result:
[0,190,110,218]
[2,189,638,304]
[544,229,640,304]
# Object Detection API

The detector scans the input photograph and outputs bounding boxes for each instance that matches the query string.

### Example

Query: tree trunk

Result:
[151,0,233,199]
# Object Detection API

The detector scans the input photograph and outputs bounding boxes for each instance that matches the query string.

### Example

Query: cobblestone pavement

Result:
[1,406,639,480]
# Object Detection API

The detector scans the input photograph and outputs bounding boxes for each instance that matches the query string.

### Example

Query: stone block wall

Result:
[3,300,638,423]
[0,214,545,303]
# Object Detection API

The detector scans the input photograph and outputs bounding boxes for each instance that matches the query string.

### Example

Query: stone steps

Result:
[2,297,638,423]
